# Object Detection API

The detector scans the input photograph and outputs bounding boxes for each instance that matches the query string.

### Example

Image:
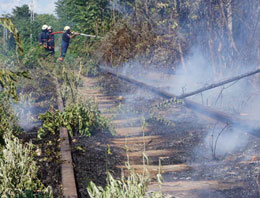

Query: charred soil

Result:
[73,73,260,198]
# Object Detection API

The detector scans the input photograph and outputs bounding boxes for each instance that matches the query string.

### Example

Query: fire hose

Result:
[50,31,102,38]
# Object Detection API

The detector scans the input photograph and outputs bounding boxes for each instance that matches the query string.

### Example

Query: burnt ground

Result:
[14,70,260,198]
[16,72,62,197]
[71,72,260,198]
[72,133,125,198]
[18,131,62,197]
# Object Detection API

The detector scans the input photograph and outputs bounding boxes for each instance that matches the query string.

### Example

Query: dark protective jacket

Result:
[47,31,55,49]
[38,29,48,48]
[60,31,71,58]
[62,31,71,43]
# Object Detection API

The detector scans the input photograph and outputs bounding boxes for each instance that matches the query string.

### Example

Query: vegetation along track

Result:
[71,67,260,198]
[55,77,78,198]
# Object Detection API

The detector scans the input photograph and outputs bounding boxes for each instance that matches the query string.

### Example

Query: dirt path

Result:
[77,75,260,198]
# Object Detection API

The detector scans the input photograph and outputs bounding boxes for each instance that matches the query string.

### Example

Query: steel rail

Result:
[55,78,78,198]
[99,66,260,135]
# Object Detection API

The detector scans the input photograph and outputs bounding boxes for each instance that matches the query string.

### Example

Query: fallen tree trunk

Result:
[178,68,260,99]
[99,66,260,134]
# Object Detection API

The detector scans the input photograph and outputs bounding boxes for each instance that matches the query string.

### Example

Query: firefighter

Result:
[38,25,48,50]
[47,26,55,55]
[59,26,79,61]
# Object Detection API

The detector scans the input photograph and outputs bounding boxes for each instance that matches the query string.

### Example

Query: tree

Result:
[55,0,113,34]
[11,5,31,44]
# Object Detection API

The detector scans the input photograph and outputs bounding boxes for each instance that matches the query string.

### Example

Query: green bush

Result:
[0,133,52,197]
[38,102,111,138]
[0,68,29,144]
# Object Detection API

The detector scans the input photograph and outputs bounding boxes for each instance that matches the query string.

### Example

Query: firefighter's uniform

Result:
[39,25,49,51]
[47,26,55,55]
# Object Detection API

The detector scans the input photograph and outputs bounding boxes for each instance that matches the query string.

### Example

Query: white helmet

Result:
[47,26,52,30]
[64,26,70,31]
[42,25,48,30]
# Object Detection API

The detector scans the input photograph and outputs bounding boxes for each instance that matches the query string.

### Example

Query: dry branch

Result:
[178,68,260,99]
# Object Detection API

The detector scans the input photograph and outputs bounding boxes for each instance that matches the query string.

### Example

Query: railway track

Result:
[55,78,78,198]
[58,67,260,197]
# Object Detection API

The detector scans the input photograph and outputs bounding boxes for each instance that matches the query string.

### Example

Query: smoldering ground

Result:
[107,61,260,197]
[12,100,42,131]
[104,48,260,196]
[100,1,260,197]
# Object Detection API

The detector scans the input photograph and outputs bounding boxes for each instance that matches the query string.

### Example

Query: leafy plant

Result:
[150,114,176,128]
[0,93,15,145]
[0,133,52,197]
[0,17,24,56]
[0,68,29,144]
[38,102,111,138]
[87,164,163,198]
[56,0,113,35]
[0,69,29,100]
[151,97,184,111]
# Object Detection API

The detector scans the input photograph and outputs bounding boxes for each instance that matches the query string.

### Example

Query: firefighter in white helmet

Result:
[38,25,48,50]
[59,26,79,61]
[47,26,55,55]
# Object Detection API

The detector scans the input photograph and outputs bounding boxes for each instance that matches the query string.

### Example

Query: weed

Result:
[151,97,184,111]
[210,122,230,160]
[87,163,163,198]
[38,102,112,138]
[0,133,52,197]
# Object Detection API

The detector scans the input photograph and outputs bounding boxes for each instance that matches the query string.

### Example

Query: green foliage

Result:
[0,69,29,100]
[152,97,184,110]
[57,60,82,104]
[11,5,31,18]
[0,93,14,145]
[87,169,163,198]
[0,133,52,197]
[56,0,113,35]
[22,45,55,68]
[1,4,59,62]
[0,17,24,56]
[10,5,31,45]
[38,103,111,138]
[55,0,113,63]
[82,56,99,76]
[0,69,29,144]
[34,14,60,33]
[148,97,184,127]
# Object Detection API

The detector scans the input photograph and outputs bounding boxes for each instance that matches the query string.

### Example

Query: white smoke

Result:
[114,45,260,157]
[12,99,40,131]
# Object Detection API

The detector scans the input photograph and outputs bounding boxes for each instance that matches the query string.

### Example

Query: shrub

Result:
[38,102,111,138]
[0,133,52,197]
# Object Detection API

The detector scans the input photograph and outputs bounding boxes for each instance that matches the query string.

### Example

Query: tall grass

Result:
[87,163,163,198]
[88,138,163,198]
